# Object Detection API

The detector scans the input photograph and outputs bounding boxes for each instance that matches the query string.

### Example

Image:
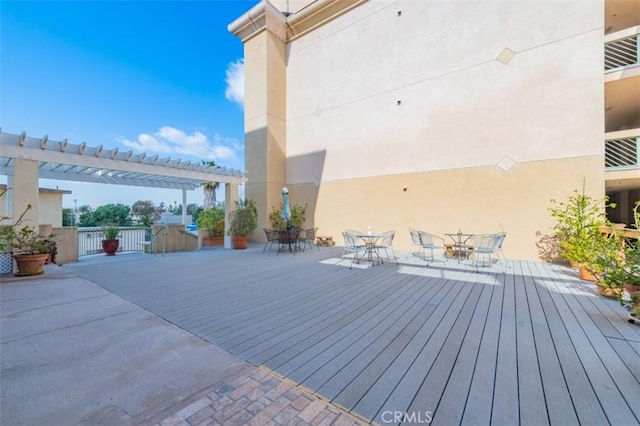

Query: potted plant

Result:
[100,222,120,256]
[0,203,56,276]
[197,205,225,246]
[548,190,615,281]
[268,203,307,230]
[613,202,640,322]
[589,201,640,304]
[228,198,258,249]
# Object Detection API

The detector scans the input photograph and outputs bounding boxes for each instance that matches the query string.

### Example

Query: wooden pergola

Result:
[0,130,246,244]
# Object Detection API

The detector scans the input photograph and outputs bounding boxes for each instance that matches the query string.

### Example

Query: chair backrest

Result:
[469,234,501,252]
[305,227,318,240]
[264,228,280,242]
[409,229,421,245]
[342,231,357,248]
[418,231,438,246]
[496,232,507,249]
[380,231,395,246]
[345,229,362,236]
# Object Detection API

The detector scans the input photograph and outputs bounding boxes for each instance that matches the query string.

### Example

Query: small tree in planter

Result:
[100,222,120,256]
[607,202,640,322]
[548,190,615,281]
[269,203,307,230]
[228,199,258,249]
[197,205,225,246]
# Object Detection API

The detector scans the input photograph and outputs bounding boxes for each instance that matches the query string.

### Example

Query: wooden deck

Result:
[65,245,640,425]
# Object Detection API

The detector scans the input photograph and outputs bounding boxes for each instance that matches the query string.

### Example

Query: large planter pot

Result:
[203,236,224,247]
[579,268,597,282]
[231,236,249,249]
[102,239,120,256]
[596,283,623,299]
[623,284,640,296]
[14,253,49,276]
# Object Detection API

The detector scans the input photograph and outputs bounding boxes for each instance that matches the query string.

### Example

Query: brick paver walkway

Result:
[157,367,369,426]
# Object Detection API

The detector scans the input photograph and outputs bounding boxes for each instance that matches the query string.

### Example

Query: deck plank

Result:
[542,261,639,425]
[523,261,579,425]
[513,260,549,426]
[429,278,494,426]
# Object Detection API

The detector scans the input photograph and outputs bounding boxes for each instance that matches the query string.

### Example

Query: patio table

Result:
[278,228,300,254]
[354,231,385,266]
[445,231,474,263]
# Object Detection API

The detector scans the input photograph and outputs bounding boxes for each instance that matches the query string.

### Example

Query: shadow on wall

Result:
[285,150,326,228]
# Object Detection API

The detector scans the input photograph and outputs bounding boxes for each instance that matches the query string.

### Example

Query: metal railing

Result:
[78,227,150,257]
[605,32,639,72]
[605,136,639,170]
[151,226,168,257]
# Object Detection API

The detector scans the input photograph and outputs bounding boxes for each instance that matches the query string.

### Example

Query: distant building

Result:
[230,0,639,260]
[0,184,71,228]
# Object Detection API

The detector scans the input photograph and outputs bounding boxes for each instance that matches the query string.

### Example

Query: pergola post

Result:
[224,183,239,249]
[12,158,39,229]
[181,189,187,225]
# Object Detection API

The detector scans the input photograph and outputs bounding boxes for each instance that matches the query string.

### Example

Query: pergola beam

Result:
[0,131,246,186]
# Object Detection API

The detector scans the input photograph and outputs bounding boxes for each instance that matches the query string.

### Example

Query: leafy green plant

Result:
[228,199,258,237]
[548,190,615,272]
[100,222,120,240]
[0,203,55,255]
[197,205,225,237]
[269,203,307,230]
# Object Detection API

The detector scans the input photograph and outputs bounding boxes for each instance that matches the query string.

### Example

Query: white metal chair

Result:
[494,232,507,265]
[408,228,424,259]
[468,233,502,272]
[417,231,446,265]
[375,231,398,264]
[342,231,366,269]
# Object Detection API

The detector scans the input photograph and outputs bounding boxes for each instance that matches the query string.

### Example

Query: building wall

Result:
[238,0,605,260]
[282,0,604,260]
[39,192,64,227]
[1,186,67,228]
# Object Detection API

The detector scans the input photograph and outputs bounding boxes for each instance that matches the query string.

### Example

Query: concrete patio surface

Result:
[0,259,368,426]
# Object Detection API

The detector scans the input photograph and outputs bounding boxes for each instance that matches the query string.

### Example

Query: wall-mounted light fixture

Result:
[397,99,402,105]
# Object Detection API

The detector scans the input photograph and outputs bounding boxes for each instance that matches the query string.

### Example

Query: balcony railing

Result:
[78,227,150,256]
[605,31,639,72]
[605,136,639,169]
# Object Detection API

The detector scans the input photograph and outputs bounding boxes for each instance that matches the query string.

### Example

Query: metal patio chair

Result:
[342,231,366,269]
[417,231,447,265]
[468,233,502,272]
[263,228,280,252]
[375,231,399,264]
[299,227,319,251]
[408,228,424,259]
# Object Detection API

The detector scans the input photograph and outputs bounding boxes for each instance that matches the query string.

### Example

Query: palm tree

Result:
[201,161,219,209]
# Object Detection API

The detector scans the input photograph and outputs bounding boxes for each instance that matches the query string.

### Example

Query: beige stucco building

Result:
[0,184,70,228]
[230,0,640,260]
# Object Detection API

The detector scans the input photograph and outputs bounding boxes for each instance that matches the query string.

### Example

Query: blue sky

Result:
[1,0,256,209]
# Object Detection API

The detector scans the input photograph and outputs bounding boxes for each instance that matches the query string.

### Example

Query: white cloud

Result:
[117,126,242,164]
[225,59,244,109]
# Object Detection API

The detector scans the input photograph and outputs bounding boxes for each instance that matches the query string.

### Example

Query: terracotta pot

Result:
[231,236,248,249]
[624,284,640,295]
[596,283,623,299]
[203,236,224,247]
[579,268,597,282]
[14,253,49,276]
[102,239,120,256]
